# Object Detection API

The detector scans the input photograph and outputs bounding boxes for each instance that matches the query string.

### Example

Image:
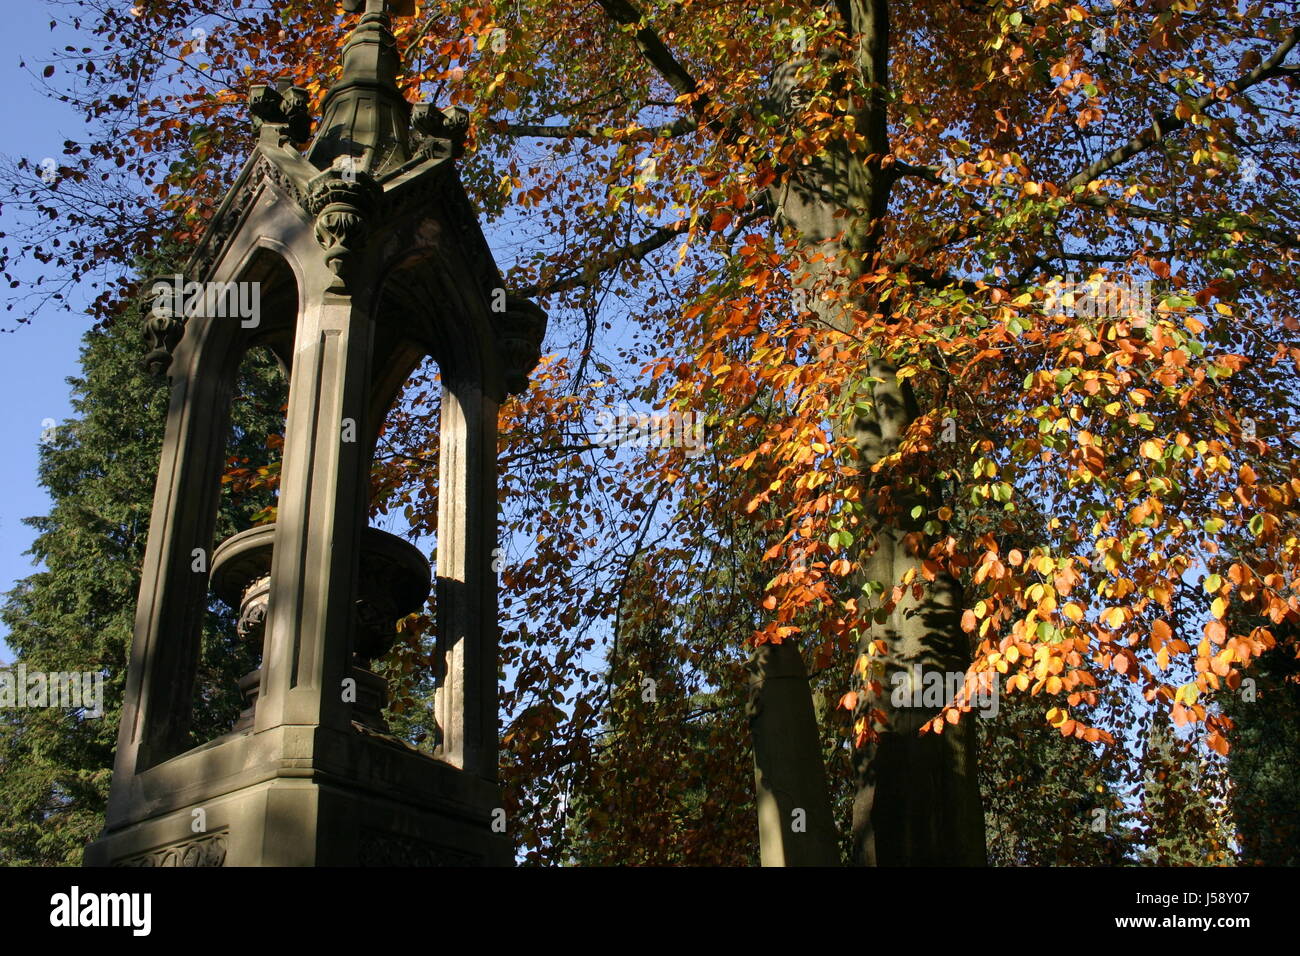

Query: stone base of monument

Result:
[84,725,512,866]
[84,520,511,867]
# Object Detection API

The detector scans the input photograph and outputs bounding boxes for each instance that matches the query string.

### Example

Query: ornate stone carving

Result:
[186,155,297,285]
[306,169,381,291]
[228,572,271,733]
[358,830,480,867]
[249,83,312,144]
[140,274,187,376]
[210,524,430,732]
[497,295,548,394]
[411,104,470,160]
[92,0,513,873]
[235,573,271,641]
[116,831,228,867]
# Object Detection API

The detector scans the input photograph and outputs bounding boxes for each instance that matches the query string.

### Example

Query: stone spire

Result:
[307,0,418,177]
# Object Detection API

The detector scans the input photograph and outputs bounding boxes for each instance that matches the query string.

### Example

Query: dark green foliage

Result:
[561,552,758,867]
[1223,641,1300,866]
[1135,716,1233,866]
[979,689,1135,866]
[0,282,286,866]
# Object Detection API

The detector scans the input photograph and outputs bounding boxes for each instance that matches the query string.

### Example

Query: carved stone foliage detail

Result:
[249,83,311,144]
[497,296,548,395]
[115,831,228,867]
[140,274,187,377]
[235,574,271,642]
[411,104,469,160]
[186,154,299,286]
[307,170,381,291]
[358,830,481,867]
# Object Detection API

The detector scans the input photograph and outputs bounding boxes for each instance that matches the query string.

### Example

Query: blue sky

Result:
[0,4,95,662]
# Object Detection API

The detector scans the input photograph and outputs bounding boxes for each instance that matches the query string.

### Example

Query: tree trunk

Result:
[748,639,841,865]
[764,0,987,865]
[846,361,986,866]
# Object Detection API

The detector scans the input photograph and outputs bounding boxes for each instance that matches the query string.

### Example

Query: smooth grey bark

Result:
[846,361,986,866]
[748,640,841,865]
[766,0,987,866]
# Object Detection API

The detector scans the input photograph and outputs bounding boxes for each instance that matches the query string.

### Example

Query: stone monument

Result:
[84,0,546,866]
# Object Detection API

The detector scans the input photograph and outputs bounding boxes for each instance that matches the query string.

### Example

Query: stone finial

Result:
[249,83,311,144]
[308,0,415,175]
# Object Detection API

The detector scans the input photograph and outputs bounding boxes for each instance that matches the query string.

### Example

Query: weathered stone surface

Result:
[95,0,544,868]
[115,832,228,868]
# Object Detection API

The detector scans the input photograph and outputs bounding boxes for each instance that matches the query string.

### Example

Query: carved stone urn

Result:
[211,523,431,732]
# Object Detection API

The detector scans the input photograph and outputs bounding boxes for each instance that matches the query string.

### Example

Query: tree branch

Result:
[501,115,698,141]
[515,220,691,297]
[594,0,727,135]
[1073,193,1300,249]
[595,0,699,98]
[1065,26,1299,191]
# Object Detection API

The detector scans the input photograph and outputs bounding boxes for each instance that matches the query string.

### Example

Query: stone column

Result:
[434,376,500,779]
[256,288,375,733]
[108,318,235,794]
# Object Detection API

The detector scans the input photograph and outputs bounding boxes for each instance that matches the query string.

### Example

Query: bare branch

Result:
[1073,193,1300,249]
[501,115,698,141]
[516,220,691,297]
[1065,27,1299,191]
